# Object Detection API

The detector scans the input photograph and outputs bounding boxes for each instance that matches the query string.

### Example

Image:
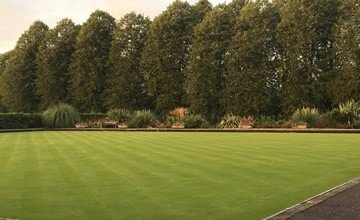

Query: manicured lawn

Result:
[0,132,359,220]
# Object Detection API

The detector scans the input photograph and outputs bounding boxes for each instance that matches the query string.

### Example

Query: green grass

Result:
[0,132,359,220]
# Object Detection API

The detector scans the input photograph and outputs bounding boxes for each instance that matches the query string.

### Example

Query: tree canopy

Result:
[0,0,358,120]
[69,10,116,112]
[225,0,281,116]
[0,21,48,112]
[141,0,210,114]
[36,18,80,109]
[105,12,151,110]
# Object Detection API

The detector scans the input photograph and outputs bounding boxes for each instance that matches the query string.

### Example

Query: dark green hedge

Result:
[0,113,108,129]
[0,113,42,129]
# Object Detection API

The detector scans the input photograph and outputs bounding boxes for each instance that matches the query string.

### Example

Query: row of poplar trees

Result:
[0,0,359,122]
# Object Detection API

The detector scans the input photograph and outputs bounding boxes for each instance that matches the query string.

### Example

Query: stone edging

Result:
[50,128,360,133]
[264,178,360,220]
[0,128,360,133]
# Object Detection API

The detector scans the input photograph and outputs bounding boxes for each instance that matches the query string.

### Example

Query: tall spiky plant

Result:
[42,103,80,128]
[339,100,360,126]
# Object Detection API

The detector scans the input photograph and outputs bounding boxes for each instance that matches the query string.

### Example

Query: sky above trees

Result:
[0,0,225,53]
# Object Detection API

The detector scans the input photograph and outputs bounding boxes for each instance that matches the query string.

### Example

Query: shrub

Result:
[128,110,156,128]
[165,116,176,128]
[339,100,360,126]
[0,113,42,129]
[107,108,131,123]
[254,116,281,128]
[314,113,334,128]
[42,104,80,128]
[79,113,107,122]
[219,114,241,128]
[291,107,319,127]
[183,114,210,128]
[280,120,292,128]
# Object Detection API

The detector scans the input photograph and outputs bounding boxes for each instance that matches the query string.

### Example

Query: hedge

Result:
[0,113,42,129]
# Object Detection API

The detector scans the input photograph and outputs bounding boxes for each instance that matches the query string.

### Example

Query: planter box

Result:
[118,124,128,129]
[238,125,253,129]
[293,124,308,129]
[75,124,88,128]
[172,124,185,129]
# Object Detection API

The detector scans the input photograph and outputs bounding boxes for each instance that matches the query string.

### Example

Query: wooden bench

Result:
[103,120,117,128]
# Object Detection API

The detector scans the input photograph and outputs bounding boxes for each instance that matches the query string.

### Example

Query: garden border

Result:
[264,178,360,220]
[0,128,360,133]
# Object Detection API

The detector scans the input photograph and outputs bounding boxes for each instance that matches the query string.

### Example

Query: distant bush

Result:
[254,116,281,128]
[0,113,42,129]
[107,108,131,123]
[292,107,319,127]
[165,116,176,128]
[128,110,156,128]
[183,114,210,128]
[219,114,241,128]
[79,113,107,122]
[42,104,80,128]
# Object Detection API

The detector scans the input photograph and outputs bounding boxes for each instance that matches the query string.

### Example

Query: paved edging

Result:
[264,178,360,220]
[0,128,360,133]
[49,128,360,133]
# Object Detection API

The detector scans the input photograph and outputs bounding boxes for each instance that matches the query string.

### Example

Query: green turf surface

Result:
[0,131,359,220]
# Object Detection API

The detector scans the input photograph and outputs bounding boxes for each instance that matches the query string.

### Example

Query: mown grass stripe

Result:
[0,132,359,219]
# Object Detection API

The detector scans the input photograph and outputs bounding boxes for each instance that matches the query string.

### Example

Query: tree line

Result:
[0,0,359,122]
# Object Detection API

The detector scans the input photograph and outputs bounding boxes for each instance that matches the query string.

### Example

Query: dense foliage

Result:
[0,113,42,129]
[0,0,359,122]
[36,19,80,109]
[0,21,48,112]
[105,13,151,110]
[69,10,116,112]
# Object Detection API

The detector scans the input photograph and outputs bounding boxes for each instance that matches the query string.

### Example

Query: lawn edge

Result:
[1,128,360,133]
[264,177,360,220]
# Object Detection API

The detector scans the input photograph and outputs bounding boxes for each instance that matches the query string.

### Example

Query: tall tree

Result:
[0,21,48,112]
[225,0,281,116]
[332,0,360,103]
[0,51,11,112]
[36,19,80,110]
[105,12,151,110]
[69,10,115,112]
[141,0,206,114]
[0,52,10,75]
[186,1,247,122]
[193,0,213,23]
[277,0,340,114]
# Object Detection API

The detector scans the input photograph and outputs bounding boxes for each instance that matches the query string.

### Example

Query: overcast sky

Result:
[0,0,227,53]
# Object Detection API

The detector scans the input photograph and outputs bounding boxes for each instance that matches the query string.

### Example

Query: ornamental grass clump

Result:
[42,103,80,128]
[292,107,319,127]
